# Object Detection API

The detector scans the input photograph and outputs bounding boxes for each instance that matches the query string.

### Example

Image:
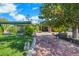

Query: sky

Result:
[0,3,42,23]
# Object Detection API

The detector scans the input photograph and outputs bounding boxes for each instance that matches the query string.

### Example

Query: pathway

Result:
[32,32,79,56]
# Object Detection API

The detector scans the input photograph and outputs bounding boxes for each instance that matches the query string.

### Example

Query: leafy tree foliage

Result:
[40,3,79,38]
[0,18,8,33]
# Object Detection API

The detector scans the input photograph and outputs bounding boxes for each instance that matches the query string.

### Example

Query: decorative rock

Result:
[24,42,30,50]
[32,50,36,56]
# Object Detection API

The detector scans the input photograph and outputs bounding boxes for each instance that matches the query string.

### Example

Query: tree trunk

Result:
[72,26,79,39]
[48,26,52,32]
[37,25,39,32]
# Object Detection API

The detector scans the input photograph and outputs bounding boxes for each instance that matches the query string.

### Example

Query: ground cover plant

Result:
[0,35,32,56]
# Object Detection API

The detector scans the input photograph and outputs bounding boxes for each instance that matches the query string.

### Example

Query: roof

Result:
[0,21,31,24]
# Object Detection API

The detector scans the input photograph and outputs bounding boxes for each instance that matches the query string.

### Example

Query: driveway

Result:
[32,32,79,56]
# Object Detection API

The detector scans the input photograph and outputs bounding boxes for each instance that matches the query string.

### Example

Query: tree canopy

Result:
[39,3,79,38]
[39,3,79,30]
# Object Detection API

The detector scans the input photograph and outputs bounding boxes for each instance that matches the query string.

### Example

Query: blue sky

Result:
[15,3,41,17]
[0,3,42,23]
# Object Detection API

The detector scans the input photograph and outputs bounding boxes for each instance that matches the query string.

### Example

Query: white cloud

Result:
[30,16,40,23]
[0,3,28,21]
[0,3,16,13]
[0,4,40,22]
[10,12,28,21]
[32,7,38,10]
[30,16,39,20]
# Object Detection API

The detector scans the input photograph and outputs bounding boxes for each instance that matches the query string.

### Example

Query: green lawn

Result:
[0,35,32,56]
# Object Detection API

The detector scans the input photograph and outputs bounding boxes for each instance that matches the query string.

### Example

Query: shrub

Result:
[24,25,34,36]
[8,25,17,35]
[0,36,32,56]
[52,26,68,32]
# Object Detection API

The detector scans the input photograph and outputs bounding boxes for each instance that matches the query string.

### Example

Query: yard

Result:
[1,3,79,56]
[0,35,32,56]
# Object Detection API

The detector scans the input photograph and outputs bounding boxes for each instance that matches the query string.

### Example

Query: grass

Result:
[0,35,32,56]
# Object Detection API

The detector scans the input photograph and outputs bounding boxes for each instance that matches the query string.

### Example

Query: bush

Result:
[0,36,32,56]
[52,26,68,32]
[0,27,3,35]
[52,27,64,32]
[56,32,67,39]
[8,25,17,35]
[24,25,34,36]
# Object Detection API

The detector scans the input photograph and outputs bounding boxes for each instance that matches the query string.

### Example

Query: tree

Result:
[0,18,8,32]
[40,3,79,39]
[39,4,64,32]
[59,4,79,39]
[39,4,54,32]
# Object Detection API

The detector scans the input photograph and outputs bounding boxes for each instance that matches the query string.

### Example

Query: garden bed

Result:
[0,35,32,56]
